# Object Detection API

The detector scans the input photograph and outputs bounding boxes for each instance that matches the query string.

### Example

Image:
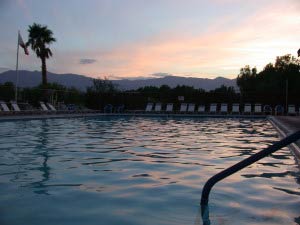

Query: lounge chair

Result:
[104,104,113,113]
[288,105,296,115]
[180,103,187,113]
[154,103,162,112]
[263,105,272,115]
[243,103,252,114]
[209,103,217,114]
[231,103,240,114]
[254,104,262,114]
[0,101,10,112]
[46,103,56,111]
[220,103,228,114]
[145,103,153,112]
[116,104,125,113]
[40,101,49,111]
[58,102,68,110]
[166,103,173,113]
[197,105,205,114]
[187,103,195,113]
[275,105,284,115]
[10,101,21,112]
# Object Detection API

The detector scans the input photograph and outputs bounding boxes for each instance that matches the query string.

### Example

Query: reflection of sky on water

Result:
[0,117,299,225]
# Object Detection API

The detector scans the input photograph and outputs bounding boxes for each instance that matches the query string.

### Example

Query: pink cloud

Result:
[47,0,300,79]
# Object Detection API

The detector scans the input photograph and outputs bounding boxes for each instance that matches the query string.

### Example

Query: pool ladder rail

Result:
[201,130,300,206]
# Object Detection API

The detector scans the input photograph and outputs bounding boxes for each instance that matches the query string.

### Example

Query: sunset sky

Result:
[0,0,299,79]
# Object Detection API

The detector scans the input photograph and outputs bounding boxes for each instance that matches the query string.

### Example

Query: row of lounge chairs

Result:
[1,100,299,116]
[0,101,57,113]
[144,103,300,115]
[0,101,99,115]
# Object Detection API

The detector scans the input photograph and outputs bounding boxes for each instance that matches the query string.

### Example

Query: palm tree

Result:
[27,23,56,87]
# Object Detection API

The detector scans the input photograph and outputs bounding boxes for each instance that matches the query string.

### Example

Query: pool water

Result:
[0,117,299,225]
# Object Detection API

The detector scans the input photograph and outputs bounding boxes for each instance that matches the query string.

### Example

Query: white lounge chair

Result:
[254,104,262,114]
[275,105,284,115]
[197,105,205,113]
[46,103,56,111]
[187,103,195,113]
[40,101,49,111]
[145,103,153,112]
[166,103,173,112]
[10,101,21,112]
[263,105,272,115]
[209,103,217,114]
[180,103,187,113]
[288,105,296,115]
[244,103,252,114]
[231,103,240,114]
[154,103,162,112]
[220,103,228,114]
[0,101,10,112]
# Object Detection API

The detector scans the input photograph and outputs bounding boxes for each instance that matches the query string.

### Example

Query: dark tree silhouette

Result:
[26,23,56,88]
[298,48,300,57]
[237,54,300,104]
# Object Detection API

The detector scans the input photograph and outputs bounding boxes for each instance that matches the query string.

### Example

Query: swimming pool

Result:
[0,117,299,225]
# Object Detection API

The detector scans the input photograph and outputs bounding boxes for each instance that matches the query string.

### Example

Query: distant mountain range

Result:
[0,70,237,91]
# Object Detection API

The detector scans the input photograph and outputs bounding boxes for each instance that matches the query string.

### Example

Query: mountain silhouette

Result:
[0,70,237,91]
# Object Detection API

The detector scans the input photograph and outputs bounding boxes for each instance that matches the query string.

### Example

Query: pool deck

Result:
[269,116,300,162]
[0,112,267,121]
[0,113,105,121]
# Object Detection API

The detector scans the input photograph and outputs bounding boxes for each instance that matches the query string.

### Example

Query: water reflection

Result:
[0,117,299,225]
[30,120,51,195]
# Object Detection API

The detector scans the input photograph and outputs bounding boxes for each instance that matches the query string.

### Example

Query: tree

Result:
[236,65,257,95]
[85,77,119,109]
[87,77,118,93]
[0,82,15,101]
[236,54,300,104]
[26,23,56,87]
[212,85,235,94]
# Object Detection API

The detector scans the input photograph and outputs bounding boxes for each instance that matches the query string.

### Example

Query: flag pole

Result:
[15,30,20,102]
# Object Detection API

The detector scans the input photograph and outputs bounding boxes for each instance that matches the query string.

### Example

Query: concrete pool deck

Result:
[0,112,105,121]
[0,112,267,121]
[269,116,300,162]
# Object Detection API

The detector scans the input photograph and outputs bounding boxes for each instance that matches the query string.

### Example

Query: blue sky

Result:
[0,0,299,79]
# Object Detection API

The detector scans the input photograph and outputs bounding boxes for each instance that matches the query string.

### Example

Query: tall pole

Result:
[15,30,20,102]
[285,79,288,113]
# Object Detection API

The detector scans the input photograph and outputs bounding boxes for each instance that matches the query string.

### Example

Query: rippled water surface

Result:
[0,117,300,225]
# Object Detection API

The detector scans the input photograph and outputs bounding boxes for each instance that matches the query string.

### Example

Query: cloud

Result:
[151,73,173,78]
[28,0,300,80]
[109,75,153,80]
[94,0,300,78]
[79,58,97,65]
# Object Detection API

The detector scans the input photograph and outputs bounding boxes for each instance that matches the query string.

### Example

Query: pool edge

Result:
[268,116,300,164]
[0,113,266,122]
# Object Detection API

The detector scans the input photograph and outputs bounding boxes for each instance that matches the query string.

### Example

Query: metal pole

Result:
[200,130,300,206]
[15,30,20,102]
[285,79,288,113]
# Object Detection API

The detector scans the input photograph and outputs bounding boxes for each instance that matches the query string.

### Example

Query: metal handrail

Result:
[201,130,300,206]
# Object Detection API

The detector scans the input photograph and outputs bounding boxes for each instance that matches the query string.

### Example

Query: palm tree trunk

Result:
[41,57,47,87]
[41,56,48,101]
